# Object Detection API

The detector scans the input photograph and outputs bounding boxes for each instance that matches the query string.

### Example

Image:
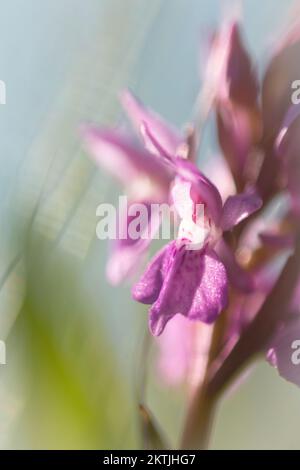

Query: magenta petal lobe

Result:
[221,191,262,231]
[145,244,228,336]
[121,89,183,158]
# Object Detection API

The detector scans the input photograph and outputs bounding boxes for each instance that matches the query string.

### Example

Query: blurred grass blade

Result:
[139,404,169,450]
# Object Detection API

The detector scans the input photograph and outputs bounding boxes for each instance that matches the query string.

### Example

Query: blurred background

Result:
[0,0,300,449]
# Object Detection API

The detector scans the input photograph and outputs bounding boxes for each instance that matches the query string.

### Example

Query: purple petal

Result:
[121,89,183,157]
[107,202,160,285]
[141,149,223,225]
[221,191,262,231]
[148,245,228,336]
[156,315,196,385]
[81,125,171,191]
[276,103,300,150]
[132,242,174,305]
[262,22,300,143]
[216,238,254,293]
[81,125,140,185]
[217,103,261,178]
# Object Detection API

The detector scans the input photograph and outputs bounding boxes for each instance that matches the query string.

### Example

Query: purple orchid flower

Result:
[132,156,262,336]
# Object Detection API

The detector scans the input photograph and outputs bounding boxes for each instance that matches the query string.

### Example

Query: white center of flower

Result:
[172,179,213,251]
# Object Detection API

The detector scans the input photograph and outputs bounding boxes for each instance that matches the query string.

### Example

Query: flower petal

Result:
[149,245,228,336]
[156,315,196,386]
[204,22,261,184]
[276,103,300,150]
[121,89,183,158]
[262,18,300,143]
[202,21,258,106]
[216,239,254,293]
[221,191,262,231]
[81,125,140,185]
[171,180,194,220]
[107,202,160,285]
[113,126,223,225]
[175,159,223,224]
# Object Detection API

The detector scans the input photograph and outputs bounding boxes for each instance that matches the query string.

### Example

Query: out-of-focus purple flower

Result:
[202,20,261,187]
[106,201,158,285]
[258,15,300,201]
[266,252,300,387]
[81,126,172,196]
[259,231,295,250]
[267,316,300,387]
[156,234,276,388]
[133,156,262,336]
[81,118,173,285]
[263,17,300,143]
[156,315,213,388]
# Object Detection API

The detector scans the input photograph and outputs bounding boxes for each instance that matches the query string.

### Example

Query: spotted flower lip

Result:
[203,21,259,107]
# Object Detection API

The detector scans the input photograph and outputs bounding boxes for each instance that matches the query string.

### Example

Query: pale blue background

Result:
[0,0,299,450]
